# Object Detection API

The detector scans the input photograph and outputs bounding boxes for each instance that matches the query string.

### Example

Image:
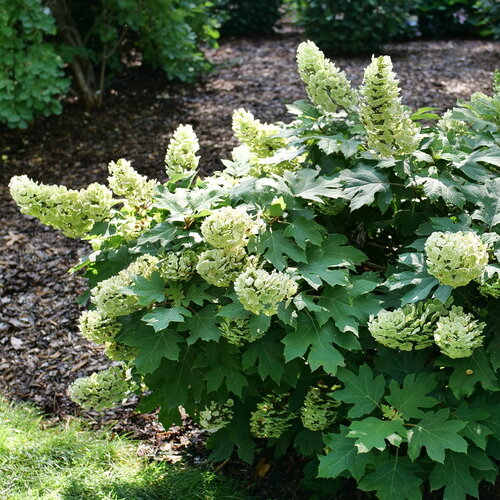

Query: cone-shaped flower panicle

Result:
[108,159,157,208]
[219,315,264,346]
[164,124,200,179]
[368,300,447,351]
[198,399,234,433]
[68,365,133,411]
[201,206,264,250]
[250,394,295,439]
[196,248,247,287]
[91,254,159,316]
[359,55,420,157]
[434,306,485,359]
[300,384,340,432]
[296,40,357,113]
[158,249,198,282]
[425,231,488,288]
[9,175,113,238]
[232,108,286,158]
[234,264,298,316]
[78,310,122,345]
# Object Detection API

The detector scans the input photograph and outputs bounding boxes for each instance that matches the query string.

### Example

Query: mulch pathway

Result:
[0,32,499,497]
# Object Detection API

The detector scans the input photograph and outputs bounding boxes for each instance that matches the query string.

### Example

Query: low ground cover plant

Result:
[0,396,246,499]
[9,43,500,499]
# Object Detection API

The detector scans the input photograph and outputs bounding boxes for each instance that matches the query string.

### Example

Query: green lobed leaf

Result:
[282,313,345,375]
[128,271,165,306]
[256,228,307,270]
[339,164,392,211]
[180,304,222,344]
[241,336,286,384]
[283,215,325,249]
[347,417,406,453]
[318,426,371,481]
[142,306,191,332]
[385,373,439,420]
[407,409,468,463]
[429,449,497,500]
[335,364,386,418]
[358,453,424,500]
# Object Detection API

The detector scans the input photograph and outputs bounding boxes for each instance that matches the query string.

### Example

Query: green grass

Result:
[0,396,248,500]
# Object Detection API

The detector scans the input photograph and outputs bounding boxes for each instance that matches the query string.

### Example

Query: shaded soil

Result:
[0,34,499,498]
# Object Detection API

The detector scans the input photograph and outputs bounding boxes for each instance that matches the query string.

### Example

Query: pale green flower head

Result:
[300,384,340,432]
[164,124,200,179]
[91,254,159,316]
[250,394,295,439]
[201,206,264,250]
[296,40,357,113]
[368,300,447,351]
[425,231,488,288]
[108,159,157,208]
[68,365,133,411]
[359,55,420,157]
[158,249,198,282]
[196,248,247,287]
[114,215,154,242]
[234,266,298,316]
[219,315,263,346]
[438,110,469,135]
[78,310,121,345]
[198,399,234,433]
[104,342,138,363]
[494,69,500,95]
[478,277,500,299]
[434,306,485,359]
[9,175,114,238]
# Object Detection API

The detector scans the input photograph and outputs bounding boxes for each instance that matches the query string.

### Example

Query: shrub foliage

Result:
[0,0,219,127]
[10,41,500,499]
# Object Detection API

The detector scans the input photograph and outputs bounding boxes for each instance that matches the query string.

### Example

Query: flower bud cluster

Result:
[250,394,295,439]
[360,56,419,157]
[368,300,447,351]
[478,276,500,299]
[219,315,263,346]
[300,384,340,432]
[232,109,294,176]
[198,399,234,433]
[158,249,198,282]
[68,365,133,411]
[201,207,263,250]
[425,231,488,288]
[9,175,113,238]
[78,310,121,345]
[434,306,485,359]
[104,342,138,362]
[438,110,469,135]
[313,197,347,216]
[296,41,357,114]
[164,124,200,179]
[91,254,159,317]
[108,159,157,208]
[234,265,298,316]
[196,248,247,287]
[232,108,286,159]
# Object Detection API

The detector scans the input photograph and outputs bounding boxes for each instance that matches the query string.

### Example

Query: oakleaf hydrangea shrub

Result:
[9,40,500,500]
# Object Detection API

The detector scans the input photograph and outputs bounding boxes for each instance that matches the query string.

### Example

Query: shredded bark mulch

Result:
[0,33,499,498]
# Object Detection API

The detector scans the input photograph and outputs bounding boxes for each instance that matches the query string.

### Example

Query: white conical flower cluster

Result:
[164,124,200,179]
[359,56,420,157]
[296,41,357,114]
[9,175,113,238]
[425,231,488,288]
[434,306,485,359]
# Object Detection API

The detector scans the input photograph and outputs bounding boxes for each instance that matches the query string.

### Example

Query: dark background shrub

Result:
[295,0,413,55]
[216,0,284,36]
